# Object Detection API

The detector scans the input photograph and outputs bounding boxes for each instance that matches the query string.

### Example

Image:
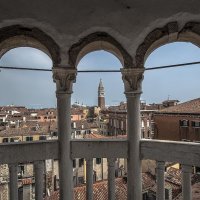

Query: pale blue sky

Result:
[0,42,200,108]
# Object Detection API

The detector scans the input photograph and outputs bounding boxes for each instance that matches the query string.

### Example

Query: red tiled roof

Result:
[166,167,182,185]
[191,182,200,200]
[157,98,200,114]
[45,173,156,200]
[175,182,200,200]
[84,133,127,139]
[0,121,57,136]
[142,172,156,191]
[45,178,127,200]
[150,181,181,199]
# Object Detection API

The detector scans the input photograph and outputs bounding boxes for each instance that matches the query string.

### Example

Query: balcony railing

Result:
[0,138,199,199]
[0,140,58,200]
[71,138,200,200]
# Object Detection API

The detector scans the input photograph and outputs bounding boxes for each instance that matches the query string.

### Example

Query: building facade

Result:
[153,98,200,142]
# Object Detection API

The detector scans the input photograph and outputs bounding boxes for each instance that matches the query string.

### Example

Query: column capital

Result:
[121,68,144,96]
[52,66,77,94]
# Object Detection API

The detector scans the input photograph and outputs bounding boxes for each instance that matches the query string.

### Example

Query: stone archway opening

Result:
[67,34,132,189]
[68,32,132,138]
[68,32,133,69]
[0,25,61,66]
[140,25,200,142]
[0,25,62,108]
[73,50,124,108]
[143,41,200,105]
[136,21,200,108]
[0,47,55,108]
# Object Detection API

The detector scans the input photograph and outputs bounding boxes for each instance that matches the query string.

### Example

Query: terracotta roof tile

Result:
[45,178,127,200]
[45,173,157,200]
[157,98,200,114]
[142,172,156,191]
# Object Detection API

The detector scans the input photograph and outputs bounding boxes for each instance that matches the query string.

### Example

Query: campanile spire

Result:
[98,79,105,109]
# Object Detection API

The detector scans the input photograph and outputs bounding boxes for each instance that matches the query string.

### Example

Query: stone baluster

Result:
[86,158,93,200]
[182,164,192,200]
[108,158,116,200]
[9,163,18,200]
[156,161,165,200]
[34,160,44,200]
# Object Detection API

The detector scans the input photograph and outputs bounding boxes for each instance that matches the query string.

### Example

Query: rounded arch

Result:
[0,25,61,65]
[136,21,200,68]
[68,32,133,68]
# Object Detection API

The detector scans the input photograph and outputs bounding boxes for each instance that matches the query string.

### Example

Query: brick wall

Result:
[154,114,200,141]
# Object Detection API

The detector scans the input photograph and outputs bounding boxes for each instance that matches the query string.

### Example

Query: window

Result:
[141,131,145,138]
[179,120,189,127]
[147,120,150,127]
[2,138,8,143]
[141,120,144,128]
[39,136,46,140]
[78,177,84,184]
[165,188,171,200]
[73,159,76,168]
[26,136,33,141]
[52,132,58,137]
[96,158,101,164]
[147,130,150,138]
[142,192,148,200]
[79,158,84,167]
[18,165,25,177]
[121,121,123,129]
[192,121,200,128]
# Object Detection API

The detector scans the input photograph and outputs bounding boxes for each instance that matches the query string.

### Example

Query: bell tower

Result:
[98,79,105,109]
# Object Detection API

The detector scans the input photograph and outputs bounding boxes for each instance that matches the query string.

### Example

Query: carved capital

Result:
[52,66,77,94]
[121,68,144,95]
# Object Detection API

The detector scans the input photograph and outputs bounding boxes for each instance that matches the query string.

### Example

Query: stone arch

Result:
[0,25,61,65]
[68,32,133,68]
[135,21,200,68]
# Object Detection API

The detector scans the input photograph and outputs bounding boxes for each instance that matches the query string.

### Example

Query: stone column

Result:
[156,161,165,200]
[121,68,144,200]
[108,158,116,200]
[34,160,44,200]
[182,165,192,200]
[53,66,77,200]
[86,158,93,200]
[9,163,18,200]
